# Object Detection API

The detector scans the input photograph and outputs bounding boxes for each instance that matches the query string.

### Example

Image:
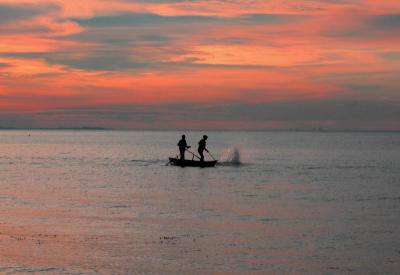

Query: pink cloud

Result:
[0,0,399,129]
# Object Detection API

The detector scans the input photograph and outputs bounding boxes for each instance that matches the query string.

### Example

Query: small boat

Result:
[168,157,217,167]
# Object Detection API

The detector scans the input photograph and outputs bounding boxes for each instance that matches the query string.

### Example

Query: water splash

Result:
[220,147,242,165]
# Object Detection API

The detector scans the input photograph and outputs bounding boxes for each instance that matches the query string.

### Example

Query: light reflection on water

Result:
[0,130,399,274]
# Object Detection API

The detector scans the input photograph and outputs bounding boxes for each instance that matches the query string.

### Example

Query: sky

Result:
[0,0,399,130]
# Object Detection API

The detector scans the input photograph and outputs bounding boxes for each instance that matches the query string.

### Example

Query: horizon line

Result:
[1,127,400,133]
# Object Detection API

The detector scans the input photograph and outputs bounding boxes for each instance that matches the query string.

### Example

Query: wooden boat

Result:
[168,157,217,167]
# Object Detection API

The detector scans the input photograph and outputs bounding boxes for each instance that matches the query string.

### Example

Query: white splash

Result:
[221,147,242,165]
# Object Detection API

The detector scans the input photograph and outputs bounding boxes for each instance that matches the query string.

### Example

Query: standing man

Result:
[198,135,208,162]
[177,135,190,160]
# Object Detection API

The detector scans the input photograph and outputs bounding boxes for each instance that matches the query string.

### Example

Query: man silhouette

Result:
[177,135,190,160]
[198,135,208,162]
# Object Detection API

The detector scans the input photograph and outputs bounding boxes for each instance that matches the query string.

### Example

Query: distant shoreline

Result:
[0,127,111,131]
[0,127,399,133]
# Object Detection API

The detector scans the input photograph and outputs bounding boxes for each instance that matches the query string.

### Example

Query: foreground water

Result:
[0,130,399,274]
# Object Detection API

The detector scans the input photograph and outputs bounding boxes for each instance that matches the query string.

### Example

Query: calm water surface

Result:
[0,131,399,274]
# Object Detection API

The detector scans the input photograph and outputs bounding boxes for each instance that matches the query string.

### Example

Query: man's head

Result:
[203,135,208,140]
[182,135,186,139]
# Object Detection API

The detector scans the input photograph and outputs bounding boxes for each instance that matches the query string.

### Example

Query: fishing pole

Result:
[206,150,217,161]
[186,149,201,160]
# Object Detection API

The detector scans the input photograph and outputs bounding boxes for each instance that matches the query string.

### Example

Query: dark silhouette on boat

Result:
[169,134,217,167]
[198,135,208,162]
[177,134,191,160]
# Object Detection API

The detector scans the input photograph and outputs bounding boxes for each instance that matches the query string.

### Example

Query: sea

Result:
[0,130,399,274]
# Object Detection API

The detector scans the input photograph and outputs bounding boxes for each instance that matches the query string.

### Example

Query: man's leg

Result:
[199,150,204,162]
[180,149,185,160]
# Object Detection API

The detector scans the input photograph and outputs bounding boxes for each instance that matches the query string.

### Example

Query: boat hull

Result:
[168,157,217,167]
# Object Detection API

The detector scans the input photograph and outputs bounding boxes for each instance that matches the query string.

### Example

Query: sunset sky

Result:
[0,0,399,130]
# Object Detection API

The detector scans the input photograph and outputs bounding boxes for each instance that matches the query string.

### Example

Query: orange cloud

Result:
[0,0,399,129]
